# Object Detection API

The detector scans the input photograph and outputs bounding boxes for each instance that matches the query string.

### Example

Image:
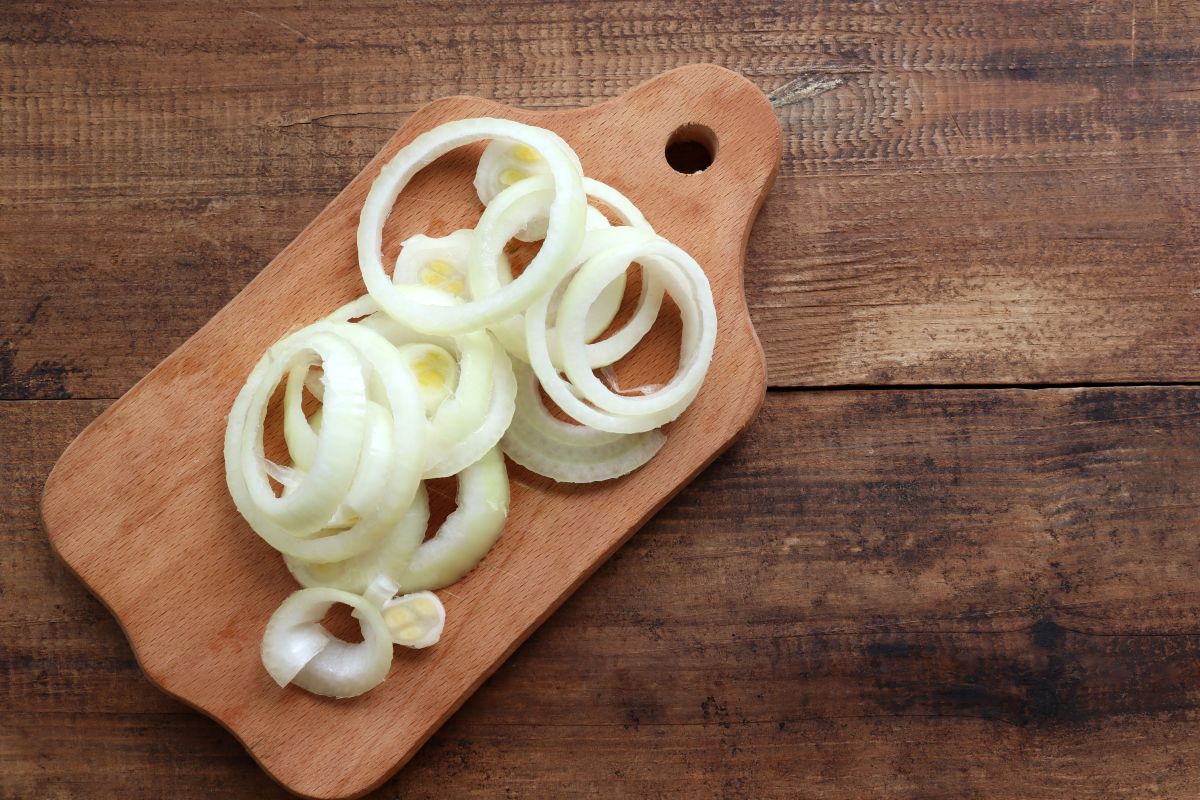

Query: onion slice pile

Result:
[227,118,717,699]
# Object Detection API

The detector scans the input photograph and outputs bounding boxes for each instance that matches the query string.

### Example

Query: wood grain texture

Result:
[3,1,1200,397]
[9,387,1200,798]
[37,65,779,798]
[6,1,1200,797]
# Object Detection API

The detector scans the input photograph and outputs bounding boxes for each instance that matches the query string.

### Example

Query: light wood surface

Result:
[38,65,781,799]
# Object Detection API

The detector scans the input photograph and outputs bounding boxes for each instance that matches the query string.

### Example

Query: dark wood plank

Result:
[6,387,1200,797]
[3,1,1199,397]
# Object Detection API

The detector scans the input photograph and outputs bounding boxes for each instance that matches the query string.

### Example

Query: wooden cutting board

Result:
[40,64,781,799]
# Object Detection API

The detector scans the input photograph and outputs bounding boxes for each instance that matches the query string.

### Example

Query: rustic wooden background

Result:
[4,1,1200,798]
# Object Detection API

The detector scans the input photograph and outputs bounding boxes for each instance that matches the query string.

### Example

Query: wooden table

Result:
[4,2,1199,797]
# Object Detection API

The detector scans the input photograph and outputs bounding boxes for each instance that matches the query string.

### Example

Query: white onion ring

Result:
[501,363,664,483]
[525,235,717,433]
[285,484,431,595]
[399,446,510,591]
[359,118,587,334]
[471,177,665,369]
[225,322,426,562]
[261,587,393,698]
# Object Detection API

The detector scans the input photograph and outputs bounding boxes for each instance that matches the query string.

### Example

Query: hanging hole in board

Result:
[665,124,717,174]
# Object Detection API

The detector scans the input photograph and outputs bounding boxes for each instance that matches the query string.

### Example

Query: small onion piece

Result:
[501,363,664,482]
[473,137,584,243]
[583,204,611,232]
[473,142,604,244]
[399,446,510,592]
[261,587,393,698]
[382,591,446,649]
[474,137,569,205]
[362,573,402,609]
[392,227,513,301]
[359,118,588,334]
[392,228,474,296]
[394,342,459,416]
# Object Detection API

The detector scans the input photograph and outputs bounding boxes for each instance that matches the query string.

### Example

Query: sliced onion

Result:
[546,225,661,369]
[285,484,431,595]
[473,137,584,243]
[416,330,496,476]
[399,447,510,591]
[280,370,397,529]
[473,143,605,245]
[230,118,724,700]
[570,179,668,369]
[392,227,514,303]
[479,176,652,334]
[558,236,716,417]
[318,400,396,529]
[394,342,459,415]
[225,322,426,562]
[280,367,397,532]
[525,234,716,434]
[362,573,402,609]
[330,292,507,479]
[381,591,446,649]
[392,228,474,297]
[230,330,367,537]
[583,205,610,232]
[282,363,319,473]
[261,587,393,698]
[545,203,618,331]
[422,343,515,479]
[470,188,619,364]
[472,178,666,370]
[359,118,587,334]
[501,363,664,482]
